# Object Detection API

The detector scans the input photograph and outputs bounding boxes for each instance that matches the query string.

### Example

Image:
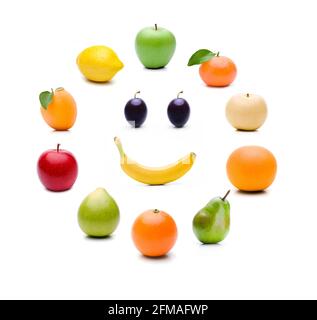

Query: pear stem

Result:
[57,144,60,152]
[134,91,141,99]
[114,137,125,158]
[177,91,184,99]
[246,93,250,98]
[221,190,231,201]
[154,24,158,31]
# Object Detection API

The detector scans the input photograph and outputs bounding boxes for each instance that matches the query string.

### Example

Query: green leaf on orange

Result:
[39,90,54,109]
[187,49,216,66]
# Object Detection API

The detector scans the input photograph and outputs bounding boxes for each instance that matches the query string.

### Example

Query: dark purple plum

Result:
[167,91,190,128]
[124,91,148,128]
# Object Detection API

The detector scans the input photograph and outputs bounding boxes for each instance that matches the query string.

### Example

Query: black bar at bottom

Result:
[0,300,306,319]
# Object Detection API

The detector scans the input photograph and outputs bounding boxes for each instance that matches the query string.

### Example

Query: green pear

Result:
[193,190,230,244]
[78,188,120,237]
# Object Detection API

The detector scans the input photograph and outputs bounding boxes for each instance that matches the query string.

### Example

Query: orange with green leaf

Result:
[188,49,237,87]
[39,88,77,131]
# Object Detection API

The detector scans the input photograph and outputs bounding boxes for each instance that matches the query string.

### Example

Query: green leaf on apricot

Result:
[187,49,216,66]
[39,90,54,109]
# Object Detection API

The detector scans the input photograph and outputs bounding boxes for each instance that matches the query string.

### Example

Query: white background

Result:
[0,0,316,300]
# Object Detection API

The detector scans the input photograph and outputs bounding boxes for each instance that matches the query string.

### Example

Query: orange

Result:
[132,209,177,257]
[40,88,77,131]
[226,146,277,191]
[199,55,237,87]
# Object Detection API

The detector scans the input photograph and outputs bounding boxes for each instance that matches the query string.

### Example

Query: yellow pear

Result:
[226,93,267,131]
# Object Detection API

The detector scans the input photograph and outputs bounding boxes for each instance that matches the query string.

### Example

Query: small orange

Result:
[226,146,277,191]
[199,54,237,87]
[40,88,77,131]
[132,209,177,257]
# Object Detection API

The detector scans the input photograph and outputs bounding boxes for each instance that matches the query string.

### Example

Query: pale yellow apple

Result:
[226,93,267,131]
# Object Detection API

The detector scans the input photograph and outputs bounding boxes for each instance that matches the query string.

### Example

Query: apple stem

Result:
[216,52,220,57]
[221,190,231,201]
[57,144,61,152]
[177,91,184,99]
[246,93,250,98]
[153,209,160,214]
[154,24,158,30]
[134,91,141,99]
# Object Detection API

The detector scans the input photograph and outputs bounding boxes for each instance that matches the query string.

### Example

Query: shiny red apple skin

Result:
[37,145,78,191]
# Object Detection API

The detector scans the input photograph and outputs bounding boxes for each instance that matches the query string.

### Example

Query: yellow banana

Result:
[114,137,196,185]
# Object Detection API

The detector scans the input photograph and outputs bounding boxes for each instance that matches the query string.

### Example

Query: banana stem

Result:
[114,137,125,158]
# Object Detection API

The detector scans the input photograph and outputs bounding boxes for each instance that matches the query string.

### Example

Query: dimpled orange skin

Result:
[226,146,277,191]
[41,88,77,131]
[199,56,237,87]
[132,210,177,257]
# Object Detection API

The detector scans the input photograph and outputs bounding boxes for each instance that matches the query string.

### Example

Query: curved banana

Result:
[114,137,196,185]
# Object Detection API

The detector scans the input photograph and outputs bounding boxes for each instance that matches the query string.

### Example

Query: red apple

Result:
[37,144,78,191]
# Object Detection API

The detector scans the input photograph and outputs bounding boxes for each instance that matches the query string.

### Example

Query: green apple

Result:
[78,188,120,237]
[135,24,176,69]
[193,190,230,244]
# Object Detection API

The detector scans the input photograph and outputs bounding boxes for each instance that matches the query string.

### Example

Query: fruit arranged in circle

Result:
[135,24,176,69]
[167,91,191,128]
[188,49,237,87]
[124,91,148,128]
[132,209,177,257]
[193,190,231,244]
[77,45,124,82]
[78,188,120,238]
[37,144,78,192]
[39,88,77,131]
[226,146,277,191]
[226,93,268,131]
[114,137,196,185]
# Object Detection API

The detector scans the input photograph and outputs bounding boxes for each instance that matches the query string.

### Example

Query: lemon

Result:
[77,45,124,82]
